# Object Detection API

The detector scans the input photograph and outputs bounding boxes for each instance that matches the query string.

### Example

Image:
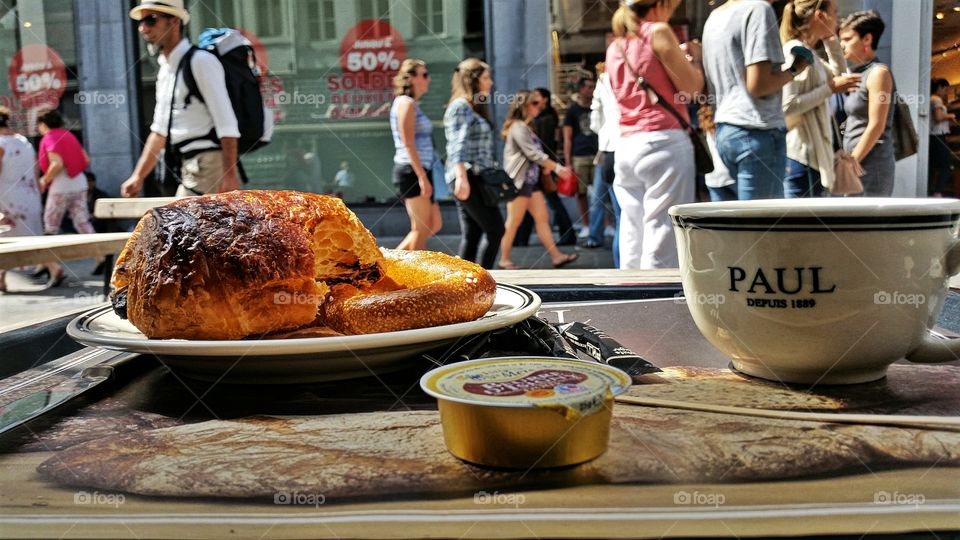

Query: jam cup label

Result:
[424,358,632,419]
[463,369,588,397]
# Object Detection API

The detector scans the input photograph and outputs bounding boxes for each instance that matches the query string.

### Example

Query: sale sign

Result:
[338,20,406,91]
[9,44,66,109]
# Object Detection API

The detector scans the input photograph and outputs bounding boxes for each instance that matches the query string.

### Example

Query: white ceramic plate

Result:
[67,284,541,384]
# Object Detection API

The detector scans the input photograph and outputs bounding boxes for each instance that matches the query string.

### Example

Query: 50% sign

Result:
[338,20,407,90]
[8,44,67,109]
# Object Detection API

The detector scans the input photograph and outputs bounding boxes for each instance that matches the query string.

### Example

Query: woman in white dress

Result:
[0,106,43,292]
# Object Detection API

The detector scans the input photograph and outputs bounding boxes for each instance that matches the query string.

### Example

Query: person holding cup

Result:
[839,10,896,197]
[605,0,701,269]
[780,0,860,198]
[702,0,810,200]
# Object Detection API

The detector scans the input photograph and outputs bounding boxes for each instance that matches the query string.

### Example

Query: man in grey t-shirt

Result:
[703,0,807,200]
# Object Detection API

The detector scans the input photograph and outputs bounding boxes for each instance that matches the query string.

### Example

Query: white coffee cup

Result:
[670,198,960,385]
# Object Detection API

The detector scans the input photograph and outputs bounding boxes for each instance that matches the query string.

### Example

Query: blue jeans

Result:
[588,151,615,245]
[784,158,825,198]
[708,185,738,201]
[715,124,786,200]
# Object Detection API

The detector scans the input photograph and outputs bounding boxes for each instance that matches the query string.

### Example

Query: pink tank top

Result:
[605,22,689,136]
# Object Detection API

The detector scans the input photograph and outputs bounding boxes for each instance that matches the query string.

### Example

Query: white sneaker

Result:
[577,227,590,239]
[604,225,616,238]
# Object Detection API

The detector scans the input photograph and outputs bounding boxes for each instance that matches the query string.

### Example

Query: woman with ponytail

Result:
[780,0,860,197]
[606,0,702,269]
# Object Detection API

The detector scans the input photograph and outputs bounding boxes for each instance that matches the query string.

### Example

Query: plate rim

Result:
[67,283,541,357]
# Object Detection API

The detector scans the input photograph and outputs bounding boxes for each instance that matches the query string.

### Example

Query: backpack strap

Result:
[181,46,205,106]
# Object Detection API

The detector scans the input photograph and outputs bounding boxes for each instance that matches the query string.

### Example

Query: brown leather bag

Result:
[540,170,557,193]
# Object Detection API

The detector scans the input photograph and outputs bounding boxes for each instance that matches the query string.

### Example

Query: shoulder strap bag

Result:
[615,38,714,175]
[830,114,864,195]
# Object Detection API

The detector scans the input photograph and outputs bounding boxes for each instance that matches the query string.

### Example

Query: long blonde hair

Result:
[449,57,491,124]
[392,58,426,97]
[500,90,533,140]
[780,0,829,44]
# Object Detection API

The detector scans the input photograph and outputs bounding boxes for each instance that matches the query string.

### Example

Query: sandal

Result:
[48,273,67,288]
[497,260,521,270]
[552,253,578,268]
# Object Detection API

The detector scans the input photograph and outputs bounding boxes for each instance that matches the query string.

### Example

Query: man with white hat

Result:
[122,0,241,197]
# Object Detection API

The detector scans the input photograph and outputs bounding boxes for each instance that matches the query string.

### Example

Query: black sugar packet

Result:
[420,317,660,380]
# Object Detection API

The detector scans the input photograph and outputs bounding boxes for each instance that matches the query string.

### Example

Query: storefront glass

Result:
[135,0,479,203]
[0,0,80,139]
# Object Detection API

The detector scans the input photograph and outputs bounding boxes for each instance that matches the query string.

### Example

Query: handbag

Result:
[540,169,557,193]
[476,167,518,207]
[832,150,865,195]
[830,117,864,195]
[557,172,578,197]
[616,39,714,175]
[892,93,919,161]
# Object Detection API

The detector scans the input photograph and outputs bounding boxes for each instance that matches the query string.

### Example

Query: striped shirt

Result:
[390,96,434,165]
[443,97,495,182]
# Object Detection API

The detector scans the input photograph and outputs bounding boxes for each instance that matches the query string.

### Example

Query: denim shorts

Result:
[393,164,434,202]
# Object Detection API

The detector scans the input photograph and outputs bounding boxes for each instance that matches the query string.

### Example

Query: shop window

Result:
[254,0,286,38]
[306,0,336,42]
[413,0,445,37]
[0,0,80,137]
[359,0,391,23]
[193,0,238,27]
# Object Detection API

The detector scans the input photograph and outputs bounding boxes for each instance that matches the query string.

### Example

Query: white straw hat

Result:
[129,0,190,25]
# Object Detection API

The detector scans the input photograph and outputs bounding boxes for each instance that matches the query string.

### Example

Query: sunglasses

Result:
[529,100,543,107]
[139,14,172,27]
[420,71,431,79]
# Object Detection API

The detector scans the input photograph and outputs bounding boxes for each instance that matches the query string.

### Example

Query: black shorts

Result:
[393,164,434,202]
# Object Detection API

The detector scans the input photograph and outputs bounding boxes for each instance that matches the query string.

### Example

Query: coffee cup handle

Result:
[907,334,960,363]
[906,239,960,363]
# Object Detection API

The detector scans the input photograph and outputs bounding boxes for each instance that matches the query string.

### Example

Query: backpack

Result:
[181,28,273,156]
[892,93,918,161]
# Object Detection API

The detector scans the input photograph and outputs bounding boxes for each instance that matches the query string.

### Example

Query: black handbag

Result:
[616,39,714,175]
[476,167,518,207]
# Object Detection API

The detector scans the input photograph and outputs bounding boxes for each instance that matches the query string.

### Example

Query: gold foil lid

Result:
[421,357,632,419]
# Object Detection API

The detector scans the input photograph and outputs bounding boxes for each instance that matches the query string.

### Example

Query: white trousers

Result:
[613,129,694,269]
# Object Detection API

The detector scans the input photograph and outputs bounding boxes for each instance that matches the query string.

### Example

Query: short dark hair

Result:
[932,78,951,92]
[840,10,885,51]
[36,109,64,129]
[0,106,10,128]
[576,76,595,90]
